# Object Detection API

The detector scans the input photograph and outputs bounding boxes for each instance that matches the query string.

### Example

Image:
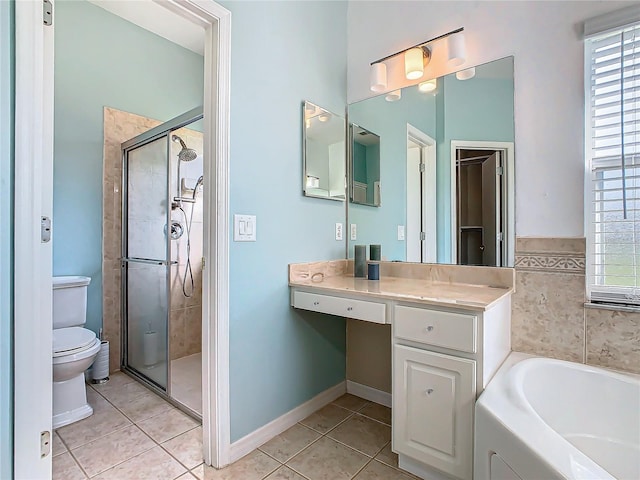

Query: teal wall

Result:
[54,0,204,334]
[437,65,515,262]
[0,1,14,477]
[348,87,438,261]
[219,0,348,441]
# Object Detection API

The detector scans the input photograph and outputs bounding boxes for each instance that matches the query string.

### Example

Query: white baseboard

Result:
[228,381,346,464]
[346,380,392,408]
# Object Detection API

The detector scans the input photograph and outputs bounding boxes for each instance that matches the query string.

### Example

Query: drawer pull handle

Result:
[424,325,434,333]
[313,301,320,306]
[426,388,434,396]
[347,307,353,311]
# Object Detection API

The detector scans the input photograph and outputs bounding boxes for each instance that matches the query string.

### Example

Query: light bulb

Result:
[418,79,437,92]
[447,32,466,67]
[385,89,402,102]
[405,47,424,80]
[456,67,476,80]
[370,63,387,92]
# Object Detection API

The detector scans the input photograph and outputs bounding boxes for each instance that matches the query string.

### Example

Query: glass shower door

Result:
[123,135,171,389]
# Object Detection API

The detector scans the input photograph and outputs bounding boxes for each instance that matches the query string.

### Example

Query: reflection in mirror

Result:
[347,56,514,266]
[350,125,381,207]
[302,101,346,201]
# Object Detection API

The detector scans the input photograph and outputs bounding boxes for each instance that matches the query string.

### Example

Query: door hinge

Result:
[41,216,52,243]
[419,163,425,173]
[40,431,51,458]
[420,231,426,241]
[497,232,504,242]
[496,166,504,175]
[43,0,53,26]
[202,257,206,270]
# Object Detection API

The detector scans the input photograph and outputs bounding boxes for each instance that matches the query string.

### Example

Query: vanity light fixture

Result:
[369,27,465,91]
[456,66,476,80]
[418,78,437,92]
[385,89,402,102]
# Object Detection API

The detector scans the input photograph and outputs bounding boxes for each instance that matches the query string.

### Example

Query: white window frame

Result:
[584,6,640,308]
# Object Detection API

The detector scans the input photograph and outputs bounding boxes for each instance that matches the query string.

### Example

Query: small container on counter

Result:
[369,244,381,261]
[354,244,367,278]
[367,261,380,281]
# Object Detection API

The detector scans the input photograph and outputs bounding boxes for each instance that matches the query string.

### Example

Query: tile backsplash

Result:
[512,237,639,374]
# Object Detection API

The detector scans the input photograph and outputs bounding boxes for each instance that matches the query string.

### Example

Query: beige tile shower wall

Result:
[169,125,203,361]
[103,108,162,373]
[512,237,640,374]
[102,109,203,372]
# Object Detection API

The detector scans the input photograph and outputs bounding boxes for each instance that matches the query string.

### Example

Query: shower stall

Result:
[120,107,204,417]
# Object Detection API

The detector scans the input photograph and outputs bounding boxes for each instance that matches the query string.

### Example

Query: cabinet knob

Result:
[424,325,434,333]
[347,307,353,311]
[425,388,434,396]
[313,301,319,306]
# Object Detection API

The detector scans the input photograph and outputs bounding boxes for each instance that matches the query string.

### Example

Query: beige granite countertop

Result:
[289,260,514,311]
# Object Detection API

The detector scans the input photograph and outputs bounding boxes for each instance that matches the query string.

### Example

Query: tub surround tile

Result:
[258,423,321,463]
[71,424,155,477]
[515,237,585,275]
[511,270,585,362]
[91,446,186,480]
[287,436,369,480]
[516,237,586,255]
[586,307,640,374]
[52,452,87,480]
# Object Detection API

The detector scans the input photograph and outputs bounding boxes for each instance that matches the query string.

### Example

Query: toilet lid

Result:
[53,327,97,355]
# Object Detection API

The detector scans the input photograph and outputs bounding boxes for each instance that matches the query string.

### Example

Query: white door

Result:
[481,153,498,266]
[406,144,422,262]
[393,345,476,480]
[14,1,54,477]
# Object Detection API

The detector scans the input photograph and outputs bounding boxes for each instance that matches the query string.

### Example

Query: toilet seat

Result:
[53,327,97,357]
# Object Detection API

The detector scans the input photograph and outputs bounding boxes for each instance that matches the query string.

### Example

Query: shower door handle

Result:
[121,257,178,266]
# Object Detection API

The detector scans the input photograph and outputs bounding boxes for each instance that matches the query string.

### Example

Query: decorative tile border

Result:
[515,253,585,274]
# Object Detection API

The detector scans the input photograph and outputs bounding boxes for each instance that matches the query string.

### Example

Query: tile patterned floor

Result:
[54,379,417,480]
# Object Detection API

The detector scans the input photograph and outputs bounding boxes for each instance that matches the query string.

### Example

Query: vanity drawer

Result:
[293,291,386,324]
[394,306,477,353]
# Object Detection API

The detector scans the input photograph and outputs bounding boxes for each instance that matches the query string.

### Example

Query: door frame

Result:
[13,0,232,473]
[450,140,515,267]
[407,124,436,263]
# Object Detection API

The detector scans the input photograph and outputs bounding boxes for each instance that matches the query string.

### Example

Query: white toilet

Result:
[52,276,101,429]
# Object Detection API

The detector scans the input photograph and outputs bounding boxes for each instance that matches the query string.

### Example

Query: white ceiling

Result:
[88,0,205,56]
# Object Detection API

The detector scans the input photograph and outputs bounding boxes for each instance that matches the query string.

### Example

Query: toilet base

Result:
[53,372,94,429]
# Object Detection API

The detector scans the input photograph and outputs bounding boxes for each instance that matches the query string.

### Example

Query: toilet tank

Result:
[52,276,91,329]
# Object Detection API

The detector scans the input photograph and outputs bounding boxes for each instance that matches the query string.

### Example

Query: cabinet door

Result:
[393,345,476,480]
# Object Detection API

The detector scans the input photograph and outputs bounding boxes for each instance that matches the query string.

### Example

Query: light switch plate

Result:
[335,223,343,241]
[234,214,256,241]
[397,225,405,241]
[350,223,357,241]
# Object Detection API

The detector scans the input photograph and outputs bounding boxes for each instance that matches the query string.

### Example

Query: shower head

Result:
[192,175,204,200]
[172,134,198,162]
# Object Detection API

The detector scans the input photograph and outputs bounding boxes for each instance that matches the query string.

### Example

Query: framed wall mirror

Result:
[347,56,515,266]
[350,124,381,207]
[302,101,346,201]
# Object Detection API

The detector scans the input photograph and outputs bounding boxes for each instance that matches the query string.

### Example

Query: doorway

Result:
[451,141,514,267]
[13,1,231,476]
[406,125,436,263]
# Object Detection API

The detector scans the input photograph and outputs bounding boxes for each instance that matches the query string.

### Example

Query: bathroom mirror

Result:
[347,56,515,266]
[350,124,381,207]
[302,101,346,201]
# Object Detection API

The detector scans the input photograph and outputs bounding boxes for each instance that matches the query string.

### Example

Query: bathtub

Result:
[475,353,640,480]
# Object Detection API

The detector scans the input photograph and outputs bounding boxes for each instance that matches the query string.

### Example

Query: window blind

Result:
[586,24,640,306]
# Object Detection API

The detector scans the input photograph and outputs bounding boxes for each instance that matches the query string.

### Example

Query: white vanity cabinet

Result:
[392,301,510,480]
